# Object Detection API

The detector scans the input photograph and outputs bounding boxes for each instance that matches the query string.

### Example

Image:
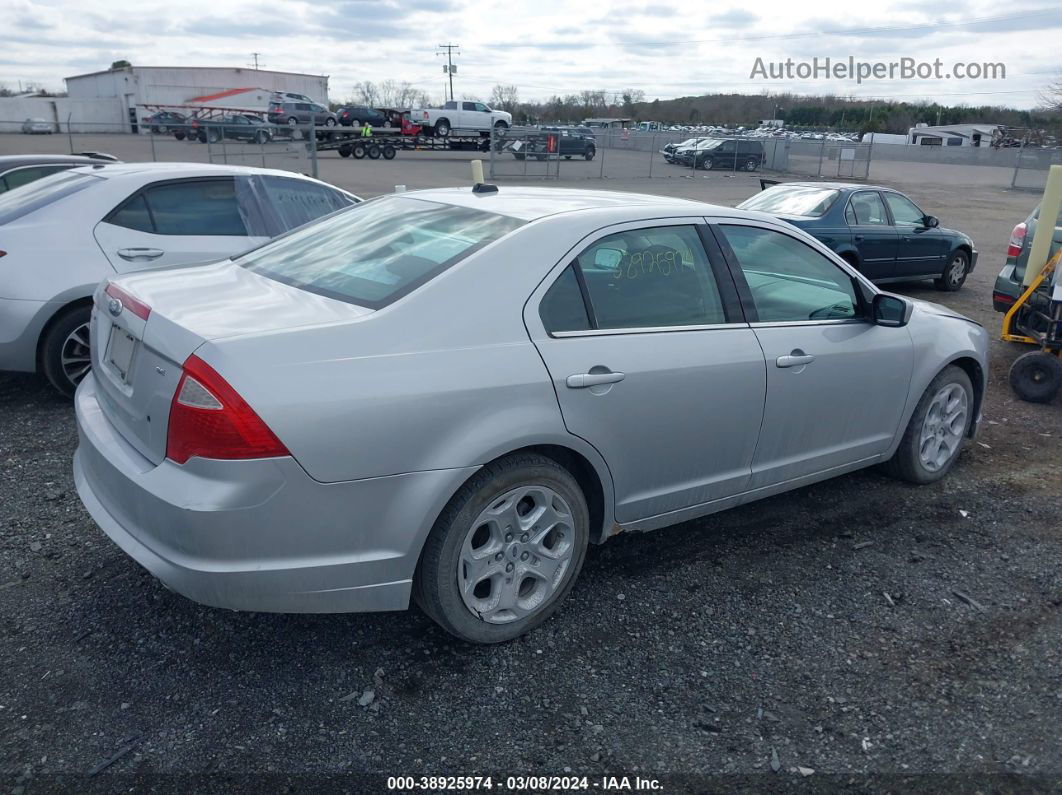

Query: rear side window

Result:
[238,196,525,308]
[259,176,353,232]
[540,265,590,332]
[571,225,727,329]
[106,178,251,236]
[0,170,99,225]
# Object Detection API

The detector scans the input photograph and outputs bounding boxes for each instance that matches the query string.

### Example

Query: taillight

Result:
[166,355,289,464]
[993,291,1017,307]
[104,282,151,321]
[1007,222,1027,259]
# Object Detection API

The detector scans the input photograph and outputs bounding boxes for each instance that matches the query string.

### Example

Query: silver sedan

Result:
[73,187,989,643]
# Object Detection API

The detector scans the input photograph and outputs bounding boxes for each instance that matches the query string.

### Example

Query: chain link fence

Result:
[1,119,315,176]
[1010,144,1062,191]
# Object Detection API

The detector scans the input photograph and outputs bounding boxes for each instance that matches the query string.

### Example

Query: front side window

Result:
[572,225,726,329]
[475,103,490,113]
[238,196,524,308]
[884,193,925,226]
[259,176,354,232]
[849,191,889,225]
[719,224,860,323]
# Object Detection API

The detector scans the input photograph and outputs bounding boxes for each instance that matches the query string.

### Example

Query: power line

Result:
[436,43,460,102]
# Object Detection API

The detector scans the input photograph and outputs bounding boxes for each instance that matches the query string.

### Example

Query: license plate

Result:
[106,325,138,383]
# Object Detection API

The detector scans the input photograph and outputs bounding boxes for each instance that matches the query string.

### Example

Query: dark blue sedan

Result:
[738,182,977,291]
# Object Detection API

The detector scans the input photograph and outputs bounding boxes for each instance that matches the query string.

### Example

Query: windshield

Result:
[239,196,525,308]
[0,170,100,225]
[739,186,840,218]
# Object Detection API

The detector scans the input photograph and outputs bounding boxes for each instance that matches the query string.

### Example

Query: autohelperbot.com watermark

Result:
[750,56,1006,84]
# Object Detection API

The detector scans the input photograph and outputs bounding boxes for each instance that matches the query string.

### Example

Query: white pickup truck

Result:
[410,101,512,137]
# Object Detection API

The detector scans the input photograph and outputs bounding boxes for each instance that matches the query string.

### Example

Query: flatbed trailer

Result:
[312,130,491,160]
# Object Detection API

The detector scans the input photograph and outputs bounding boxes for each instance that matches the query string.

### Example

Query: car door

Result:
[525,220,767,523]
[844,190,899,280]
[884,191,948,277]
[459,101,480,129]
[93,177,271,272]
[712,220,913,489]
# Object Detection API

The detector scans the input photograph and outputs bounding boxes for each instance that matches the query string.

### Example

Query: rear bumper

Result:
[73,374,477,614]
[993,263,1022,313]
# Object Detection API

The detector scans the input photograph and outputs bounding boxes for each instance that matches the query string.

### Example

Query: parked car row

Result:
[663,138,766,171]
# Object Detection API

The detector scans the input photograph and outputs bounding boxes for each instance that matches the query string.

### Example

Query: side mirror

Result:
[924,215,939,228]
[872,293,912,327]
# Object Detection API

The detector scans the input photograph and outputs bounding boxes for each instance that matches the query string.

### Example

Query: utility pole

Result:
[250,52,262,70]
[436,43,460,102]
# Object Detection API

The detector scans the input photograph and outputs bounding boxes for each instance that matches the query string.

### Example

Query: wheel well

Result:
[435,117,450,127]
[468,445,608,545]
[954,244,973,260]
[35,297,92,369]
[948,356,985,436]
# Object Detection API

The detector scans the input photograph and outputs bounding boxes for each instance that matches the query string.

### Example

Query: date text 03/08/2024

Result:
[385,775,664,791]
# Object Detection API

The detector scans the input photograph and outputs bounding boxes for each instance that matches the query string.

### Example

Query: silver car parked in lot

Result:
[73,187,989,643]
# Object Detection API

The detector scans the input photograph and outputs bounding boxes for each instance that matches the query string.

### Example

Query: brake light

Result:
[993,291,1016,307]
[166,355,289,464]
[1007,222,1027,259]
[104,282,151,321]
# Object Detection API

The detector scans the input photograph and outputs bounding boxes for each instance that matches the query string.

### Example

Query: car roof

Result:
[0,154,112,169]
[401,186,747,222]
[64,161,324,181]
[774,181,899,193]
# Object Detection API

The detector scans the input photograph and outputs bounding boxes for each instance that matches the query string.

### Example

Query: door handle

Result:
[853,235,865,242]
[117,247,164,261]
[776,351,815,368]
[566,371,625,389]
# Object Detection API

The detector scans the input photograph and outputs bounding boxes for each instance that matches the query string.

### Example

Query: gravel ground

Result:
[1,165,1060,792]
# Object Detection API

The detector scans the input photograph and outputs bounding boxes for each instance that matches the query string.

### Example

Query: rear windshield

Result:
[0,170,99,225]
[238,196,525,308]
[739,186,840,218]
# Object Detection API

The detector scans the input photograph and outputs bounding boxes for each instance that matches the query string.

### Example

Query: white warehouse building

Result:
[61,65,330,132]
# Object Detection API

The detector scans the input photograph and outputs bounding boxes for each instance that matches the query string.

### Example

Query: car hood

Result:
[908,296,980,326]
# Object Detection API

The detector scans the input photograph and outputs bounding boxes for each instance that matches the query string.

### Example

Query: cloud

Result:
[708,9,758,26]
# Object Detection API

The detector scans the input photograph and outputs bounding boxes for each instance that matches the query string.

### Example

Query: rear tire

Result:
[744,157,759,171]
[1009,351,1062,403]
[934,250,970,291]
[40,304,92,398]
[881,365,973,484]
[414,454,589,644]
[584,147,595,161]
[434,119,451,137]
[382,145,397,160]
[367,144,381,159]
[352,143,367,159]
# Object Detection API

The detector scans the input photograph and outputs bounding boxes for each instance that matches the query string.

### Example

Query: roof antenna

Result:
[472,183,498,194]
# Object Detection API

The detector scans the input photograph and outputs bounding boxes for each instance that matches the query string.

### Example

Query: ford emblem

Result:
[108,297,123,317]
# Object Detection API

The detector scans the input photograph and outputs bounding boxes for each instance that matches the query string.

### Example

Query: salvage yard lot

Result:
[1,137,1060,786]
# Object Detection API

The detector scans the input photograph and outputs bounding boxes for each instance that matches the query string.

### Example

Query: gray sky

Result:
[2,0,1061,109]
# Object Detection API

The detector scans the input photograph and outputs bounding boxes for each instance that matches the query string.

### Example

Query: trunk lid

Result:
[91,261,372,464]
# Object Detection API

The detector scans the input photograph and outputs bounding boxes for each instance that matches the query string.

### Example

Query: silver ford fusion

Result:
[73,187,989,643]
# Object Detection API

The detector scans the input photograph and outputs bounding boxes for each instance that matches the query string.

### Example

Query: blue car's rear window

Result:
[238,196,525,308]
[739,186,840,218]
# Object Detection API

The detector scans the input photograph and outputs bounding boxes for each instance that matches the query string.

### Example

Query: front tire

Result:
[934,250,970,291]
[414,454,590,644]
[1009,351,1062,403]
[40,304,92,398]
[584,147,595,161]
[882,365,973,484]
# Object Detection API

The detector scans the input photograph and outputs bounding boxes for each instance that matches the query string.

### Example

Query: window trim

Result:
[532,218,747,338]
[102,176,260,237]
[708,217,875,327]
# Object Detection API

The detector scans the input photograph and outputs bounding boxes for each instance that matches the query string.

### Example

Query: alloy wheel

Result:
[918,383,968,472]
[60,322,92,388]
[457,486,576,624]
[947,255,967,287]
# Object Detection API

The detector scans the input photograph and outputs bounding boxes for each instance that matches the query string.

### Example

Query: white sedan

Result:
[0,163,358,395]
[22,118,53,134]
